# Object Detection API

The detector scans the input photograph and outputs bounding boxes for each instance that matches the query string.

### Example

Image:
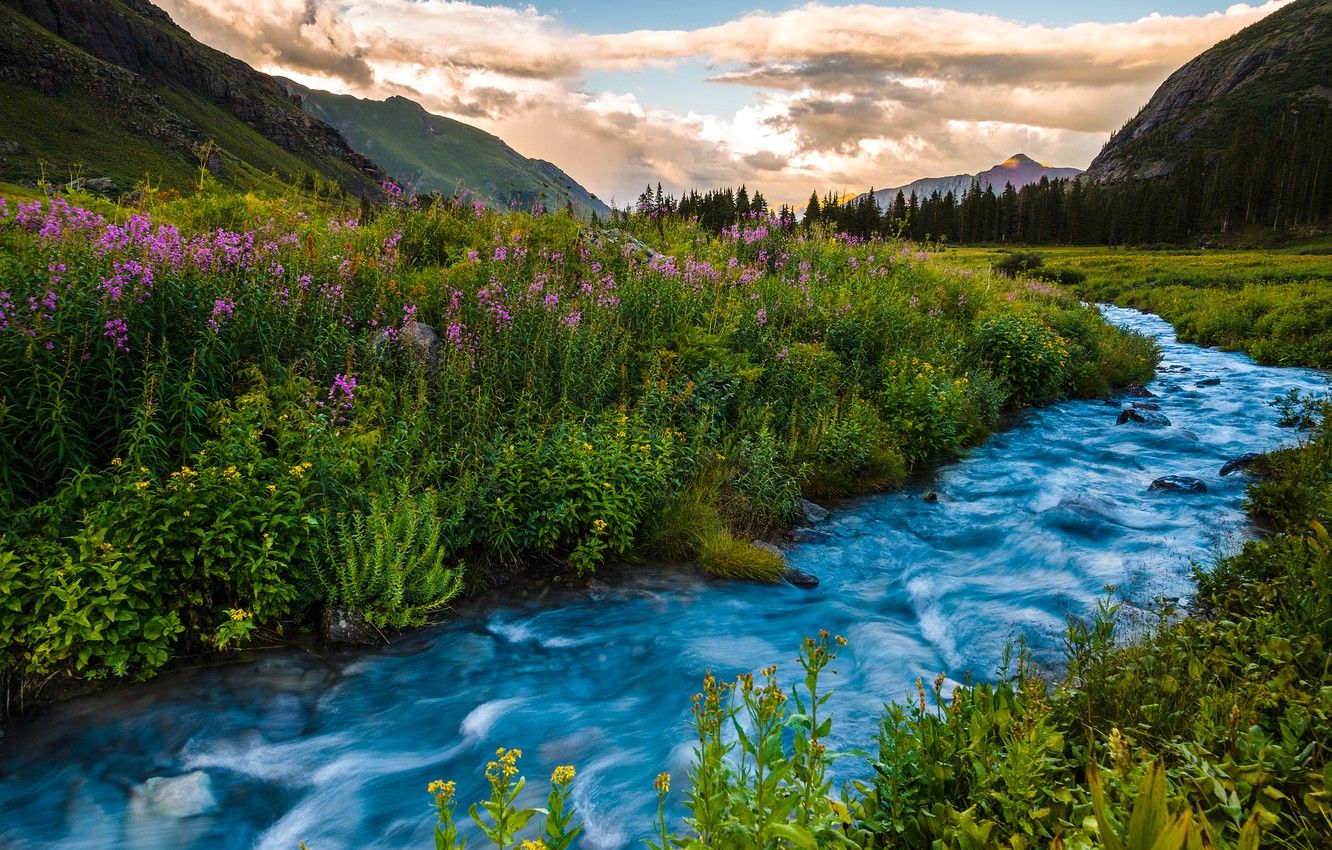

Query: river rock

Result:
[1119,382,1156,398]
[1149,476,1207,493]
[130,772,218,818]
[922,490,939,503]
[1130,401,1161,411]
[799,498,830,525]
[753,540,785,558]
[321,607,381,647]
[1117,409,1172,427]
[783,567,820,589]
[1220,453,1263,476]
[1195,377,1222,387]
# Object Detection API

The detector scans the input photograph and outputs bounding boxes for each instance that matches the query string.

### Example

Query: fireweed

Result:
[0,188,1155,698]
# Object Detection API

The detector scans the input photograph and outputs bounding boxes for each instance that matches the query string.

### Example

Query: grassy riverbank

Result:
[414,398,1332,850]
[0,188,1156,709]
[941,244,1332,368]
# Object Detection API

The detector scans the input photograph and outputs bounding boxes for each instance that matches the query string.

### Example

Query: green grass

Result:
[939,244,1332,367]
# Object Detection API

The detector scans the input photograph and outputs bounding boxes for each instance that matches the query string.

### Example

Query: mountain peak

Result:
[1001,153,1040,167]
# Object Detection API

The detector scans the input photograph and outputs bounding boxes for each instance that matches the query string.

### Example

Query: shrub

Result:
[976,313,1069,405]
[318,486,465,629]
[994,251,1045,277]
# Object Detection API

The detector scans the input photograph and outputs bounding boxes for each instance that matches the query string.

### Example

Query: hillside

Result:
[285,82,610,217]
[869,153,1082,207]
[0,0,384,196]
[1085,0,1331,197]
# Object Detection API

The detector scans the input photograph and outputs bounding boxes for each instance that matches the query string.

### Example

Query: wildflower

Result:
[755,307,767,327]
[134,480,149,491]
[592,518,608,533]
[228,608,249,622]
[551,765,576,785]
[267,484,276,493]
[518,842,547,850]
[427,779,456,804]
[223,465,240,480]
[182,510,190,517]
[110,457,123,467]
[654,772,671,794]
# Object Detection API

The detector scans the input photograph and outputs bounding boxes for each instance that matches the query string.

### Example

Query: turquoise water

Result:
[0,307,1326,849]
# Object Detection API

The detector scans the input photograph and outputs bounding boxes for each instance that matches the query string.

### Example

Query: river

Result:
[0,306,1326,850]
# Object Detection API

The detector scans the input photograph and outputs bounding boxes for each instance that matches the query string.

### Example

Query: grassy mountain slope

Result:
[1086,0,1332,184]
[286,82,610,217]
[0,0,384,196]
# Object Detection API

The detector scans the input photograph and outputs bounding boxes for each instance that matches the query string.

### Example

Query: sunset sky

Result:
[155,0,1290,207]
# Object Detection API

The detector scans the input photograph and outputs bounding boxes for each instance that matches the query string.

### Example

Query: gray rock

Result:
[783,567,820,589]
[799,498,830,525]
[1117,409,1172,427]
[1149,476,1207,493]
[753,540,785,557]
[321,607,382,647]
[65,176,117,196]
[922,490,939,504]
[1130,401,1161,411]
[378,320,440,364]
[1219,453,1263,476]
[131,772,218,818]
[1196,377,1222,387]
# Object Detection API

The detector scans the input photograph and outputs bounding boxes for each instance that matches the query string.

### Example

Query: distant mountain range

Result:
[867,154,1083,208]
[282,82,609,218]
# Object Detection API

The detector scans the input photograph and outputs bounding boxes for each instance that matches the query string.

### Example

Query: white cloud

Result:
[155,0,1292,205]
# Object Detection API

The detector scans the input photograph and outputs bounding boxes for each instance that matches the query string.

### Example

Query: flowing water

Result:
[1,307,1327,850]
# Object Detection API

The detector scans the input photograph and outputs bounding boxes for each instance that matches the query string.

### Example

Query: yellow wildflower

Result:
[134,480,149,491]
[182,510,190,517]
[266,484,276,493]
[582,442,593,452]
[110,457,123,467]
[427,779,456,804]
[592,519,608,533]
[551,765,576,785]
[519,842,547,850]
[223,465,240,480]
[654,772,671,794]
[228,608,249,621]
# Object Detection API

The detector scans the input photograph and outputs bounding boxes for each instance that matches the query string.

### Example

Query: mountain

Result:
[868,154,1082,207]
[284,82,610,218]
[1086,0,1332,183]
[0,0,384,196]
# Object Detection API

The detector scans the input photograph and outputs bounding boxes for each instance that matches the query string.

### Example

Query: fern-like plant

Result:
[320,487,463,629]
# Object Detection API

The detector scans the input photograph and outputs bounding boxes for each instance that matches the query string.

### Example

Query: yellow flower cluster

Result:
[654,772,671,794]
[134,480,150,491]
[592,518,608,533]
[288,461,313,477]
[223,465,240,480]
[485,747,522,784]
[551,765,576,785]
[228,608,249,622]
[426,779,456,804]
[518,841,547,850]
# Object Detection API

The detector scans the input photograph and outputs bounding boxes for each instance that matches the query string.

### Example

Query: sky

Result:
[154,0,1291,207]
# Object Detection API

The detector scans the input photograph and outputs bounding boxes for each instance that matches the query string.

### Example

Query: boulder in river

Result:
[1119,383,1156,398]
[1195,377,1222,387]
[1117,409,1172,427]
[321,607,382,647]
[1219,453,1263,476]
[798,498,830,525]
[783,567,820,589]
[1149,476,1207,494]
[1130,401,1161,411]
[130,772,218,818]
[922,490,939,503]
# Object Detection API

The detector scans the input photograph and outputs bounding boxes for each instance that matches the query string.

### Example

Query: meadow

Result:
[941,244,1332,368]
[0,185,1156,709]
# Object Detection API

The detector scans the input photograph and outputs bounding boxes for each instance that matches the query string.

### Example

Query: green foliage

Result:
[320,486,465,629]
[697,531,786,583]
[976,313,1070,405]
[995,251,1046,277]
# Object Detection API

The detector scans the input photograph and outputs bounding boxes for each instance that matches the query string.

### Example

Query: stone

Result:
[131,772,218,818]
[1130,401,1161,411]
[799,498,830,525]
[1196,377,1222,387]
[783,567,820,589]
[1148,476,1207,493]
[753,540,785,557]
[1219,453,1263,476]
[320,607,382,647]
[922,490,939,504]
[377,320,441,365]
[1116,409,1172,427]
[1120,383,1156,398]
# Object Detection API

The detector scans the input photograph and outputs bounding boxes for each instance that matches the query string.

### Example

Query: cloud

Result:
[154,0,1292,204]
